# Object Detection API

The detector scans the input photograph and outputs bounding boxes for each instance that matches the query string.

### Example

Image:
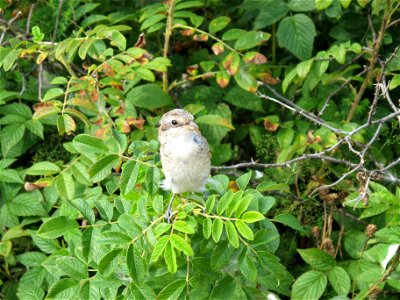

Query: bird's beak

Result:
[184,121,199,130]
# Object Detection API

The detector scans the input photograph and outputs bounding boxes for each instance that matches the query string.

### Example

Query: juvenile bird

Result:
[158,109,211,222]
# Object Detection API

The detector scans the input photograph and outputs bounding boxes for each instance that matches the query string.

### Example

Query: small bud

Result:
[312,226,320,239]
[186,64,199,76]
[365,224,377,237]
[193,34,208,42]
[181,29,194,36]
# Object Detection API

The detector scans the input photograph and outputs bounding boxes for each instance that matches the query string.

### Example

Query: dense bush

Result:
[0,0,399,299]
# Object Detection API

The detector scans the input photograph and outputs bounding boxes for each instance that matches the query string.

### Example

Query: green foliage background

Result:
[0,0,400,299]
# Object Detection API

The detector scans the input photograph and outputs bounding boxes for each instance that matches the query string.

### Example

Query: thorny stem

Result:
[162,0,176,92]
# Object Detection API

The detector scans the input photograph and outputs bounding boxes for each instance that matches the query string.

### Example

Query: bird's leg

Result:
[165,193,175,223]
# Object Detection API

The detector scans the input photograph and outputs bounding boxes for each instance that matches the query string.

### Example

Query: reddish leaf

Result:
[222,52,240,75]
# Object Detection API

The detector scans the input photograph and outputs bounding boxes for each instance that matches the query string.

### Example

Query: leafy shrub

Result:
[0,0,399,299]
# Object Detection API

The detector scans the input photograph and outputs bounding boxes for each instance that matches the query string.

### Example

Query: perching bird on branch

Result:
[158,109,211,222]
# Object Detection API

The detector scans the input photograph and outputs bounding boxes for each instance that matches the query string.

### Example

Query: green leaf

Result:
[236,171,252,190]
[43,88,64,102]
[316,0,333,10]
[126,84,172,109]
[241,211,265,223]
[175,0,203,10]
[235,194,253,217]
[274,213,306,233]
[225,220,239,248]
[328,266,351,295]
[47,278,80,300]
[291,270,327,300]
[297,248,336,272]
[37,216,79,238]
[388,74,400,90]
[127,282,157,300]
[164,242,177,273]
[288,0,315,11]
[173,220,195,234]
[209,16,231,34]
[170,234,194,256]
[2,49,21,71]
[296,58,314,78]
[98,249,122,276]
[56,173,75,200]
[89,154,119,183]
[1,124,25,157]
[0,169,24,183]
[247,0,289,29]
[240,255,257,282]
[225,191,244,217]
[234,31,271,51]
[205,194,216,213]
[235,220,254,240]
[146,167,160,195]
[108,30,126,51]
[344,230,368,259]
[25,119,44,139]
[151,236,169,262]
[224,87,264,112]
[73,134,108,154]
[11,192,46,217]
[203,218,212,239]
[26,161,60,176]
[277,14,316,60]
[234,68,258,93]
[79,280,101,300]
[141,14,166,30]
[17,251,47,267]
[81,14,108,28]
[56,256,87,279]
[196,114,235,130]
[101,231,131,244]
[71,162,91,185]
[217,190,234,215]
[222,52,240,75]
[157,279,186,300]
[120,160,140,195]
[212,218,223,242]
[70,198,95,224]
[127,244,145,284]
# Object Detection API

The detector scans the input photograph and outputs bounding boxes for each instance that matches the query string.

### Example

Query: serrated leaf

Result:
[120,160,140,195]
[127,244,145,284]
[56,173,75,200]
[225,191,244,217]
[70,198,95,224]
[89,154,119,183]
[297,248,336,272]
[225,220,239,248]
[241,211,265,223]
[235,220,254,240]
[212,218,223,242]
[277,14,316,60]
[170,234,194,256]
[43,88,64,102]
[37,216,78,238]
[10,192,46,217]
[157,279,186,300]
[151,236,169,262]
[101,231,131,244]
[274,213,306,233]
[0,169,24,183]
[240,255,257,282]
[146,167,160,195]
[56,256,87,279]
[73,134,108,154]
[26,161,61,176]
[328,266,351,295]
[47,278,80,300]
[98,249,122,276]
[164,242,177,273]
[25,119,44,139]
[291,270,327,300]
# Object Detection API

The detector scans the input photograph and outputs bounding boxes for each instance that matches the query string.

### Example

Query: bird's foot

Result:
[165,206,173,223]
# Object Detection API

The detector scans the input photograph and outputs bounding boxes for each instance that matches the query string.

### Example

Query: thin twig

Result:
[52,0,64,43]
[162,0,176,92]
[0,11,22,45]
[26,4,35,34]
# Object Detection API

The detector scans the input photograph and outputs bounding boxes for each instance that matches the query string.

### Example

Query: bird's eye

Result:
[171,120,178,126]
